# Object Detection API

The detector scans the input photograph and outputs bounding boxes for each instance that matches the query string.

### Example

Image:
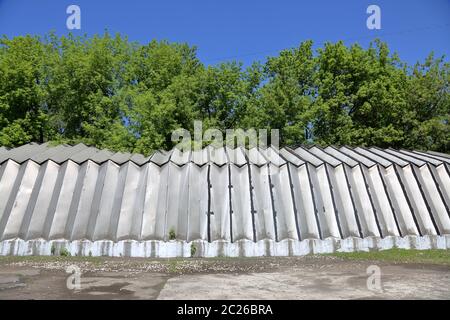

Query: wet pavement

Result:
[0,256,449,299]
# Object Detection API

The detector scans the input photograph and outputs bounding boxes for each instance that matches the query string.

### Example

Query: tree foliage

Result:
[0,33,448,154]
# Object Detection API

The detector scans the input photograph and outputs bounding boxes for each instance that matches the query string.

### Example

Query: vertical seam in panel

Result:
[131,163,147,241]
[376,165,403,237]
[227,163,233,243]
[426,163,450,217]
[86,161,108,240]
[359,164,384,238]
[43,161,68,239]
[324,164,343,239]
[186,164,191,242]
[207,164,211,243]
[444,163,450,177]
[286,163,302,241]
[342,164,363,238]
[0,163,27,239]
[267,164,278,242]
[109,163,128,242]
[19,161,47,239]
[393,164,423,236]
[163,163,171,242]
[394,164,422,236]
[305,164,323,240]
[138,163,150,240]
[409,164,440,235]
[246,162,257,242]
[65,162,88,240]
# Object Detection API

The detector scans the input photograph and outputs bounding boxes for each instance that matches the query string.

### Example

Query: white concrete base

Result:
[1,235,449,257]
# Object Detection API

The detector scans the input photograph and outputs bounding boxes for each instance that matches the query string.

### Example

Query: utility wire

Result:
[203,23,450,63]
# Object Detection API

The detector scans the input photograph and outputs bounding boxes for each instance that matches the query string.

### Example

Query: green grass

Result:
[0,255,105,265]
[1,249,449,266]
[326,249,450,266]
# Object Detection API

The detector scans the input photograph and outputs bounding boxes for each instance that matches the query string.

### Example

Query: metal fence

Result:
[0,143,449,256]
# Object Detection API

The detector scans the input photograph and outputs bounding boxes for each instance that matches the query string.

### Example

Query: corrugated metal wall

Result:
[0,143,449,257]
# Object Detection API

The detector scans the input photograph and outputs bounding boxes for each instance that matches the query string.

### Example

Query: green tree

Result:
[0,35,50,146]
[0,33,448,153]
[253,41,316,146]
[404,54,449,151]
[125,40,201,154]
[45,33,135,151]
[311,40,408,147]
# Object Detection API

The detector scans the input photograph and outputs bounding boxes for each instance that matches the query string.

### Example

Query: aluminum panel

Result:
[0,143,448,257]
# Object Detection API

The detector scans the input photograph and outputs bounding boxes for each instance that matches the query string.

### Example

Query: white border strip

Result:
[0,235,449,257]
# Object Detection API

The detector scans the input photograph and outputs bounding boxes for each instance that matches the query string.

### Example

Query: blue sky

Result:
[0,0,448,66]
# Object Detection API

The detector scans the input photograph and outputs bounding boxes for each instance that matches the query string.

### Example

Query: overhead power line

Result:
[203,23,450,63]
